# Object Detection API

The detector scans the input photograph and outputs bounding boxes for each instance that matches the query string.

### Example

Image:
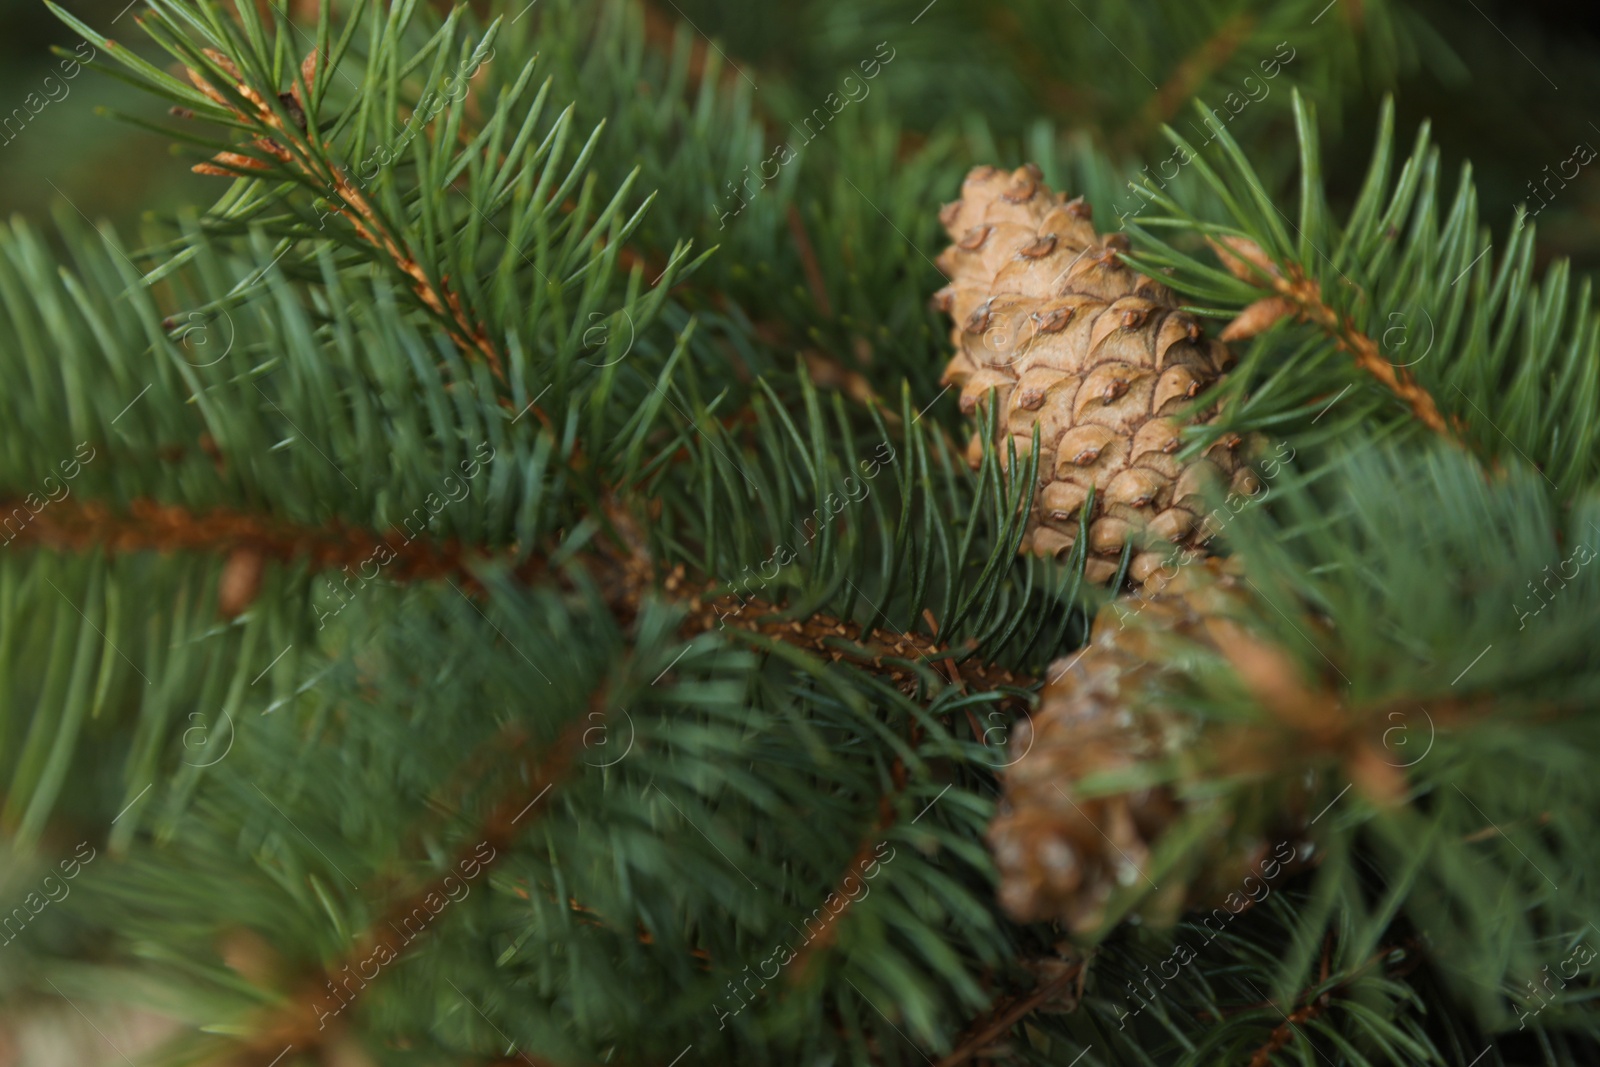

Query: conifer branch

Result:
[1281,277,1451,436]
[787,762,906,980]
[236,711,592,1065]
[6,495,1033,693]
[1244,986,1333,1066]
[310,162,505,379]
[1126,12,1255,151]
[637,0,749,97]
[936,960,1085,1067]
[2,495,517,589]
[185,47,506,381]
[625,0,903,414]
[1234,938,1420,1067]
[1209,236,1454,437]
[600,499,1037,695]
[667,568,1034,695]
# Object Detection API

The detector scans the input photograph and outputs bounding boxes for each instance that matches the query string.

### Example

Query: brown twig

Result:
[319,161,505,378]
[5,495,528,591]
[787,205,834,318]
[661,564,1033,696]
[1245,994,1332,1067]
[595,495,1033,696]
[185,47,508,384]
[1286,277,1451,436]
[6,495,1034,695]
[235,709,593,1066]
[1208,939,1420,1066]
[934,962,1085,1067]
[1125,13,1255,152]
[637,0,749,98]
[788,761,907,980]
[1209,237,1454,437]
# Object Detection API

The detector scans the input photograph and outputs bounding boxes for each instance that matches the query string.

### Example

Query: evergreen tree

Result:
[1,1,1597,1065]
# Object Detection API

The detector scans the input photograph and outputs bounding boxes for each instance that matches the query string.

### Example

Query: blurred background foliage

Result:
[6,0,1600,269]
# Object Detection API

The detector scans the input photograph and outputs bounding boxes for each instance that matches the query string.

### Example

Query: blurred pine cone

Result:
[988,560,1305,933]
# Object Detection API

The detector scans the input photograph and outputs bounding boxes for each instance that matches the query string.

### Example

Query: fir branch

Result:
[602,494,1038,695]
[183,46,506,381]
[637,0,749,97]
[0,485,453,594]
[670,570,1034,694]
[1209,235,1453,437]
[7,494,1033,695]
[1237,938,1423,1067]
[391,719,537,880]
[935,960,1085,1067]
[611,0,919,381]
[786,204,835,319]
[1246,991,1329,1065]
[302,157,505,380]
[2,495,515,590]
[237,711,591,1065]
[1126,12,1256,153]
[787,760,906,979]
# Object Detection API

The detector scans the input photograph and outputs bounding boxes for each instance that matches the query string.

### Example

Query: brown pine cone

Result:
[934,163,1259,585]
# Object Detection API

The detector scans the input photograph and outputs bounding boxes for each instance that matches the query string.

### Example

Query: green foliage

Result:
[1128,93,1600,494]
[1070,444,1600,1036]
[0,0,1597,1066]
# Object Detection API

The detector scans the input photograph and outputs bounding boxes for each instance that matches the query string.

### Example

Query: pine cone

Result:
[988,560,1302,933]
[934,163,1258,585]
